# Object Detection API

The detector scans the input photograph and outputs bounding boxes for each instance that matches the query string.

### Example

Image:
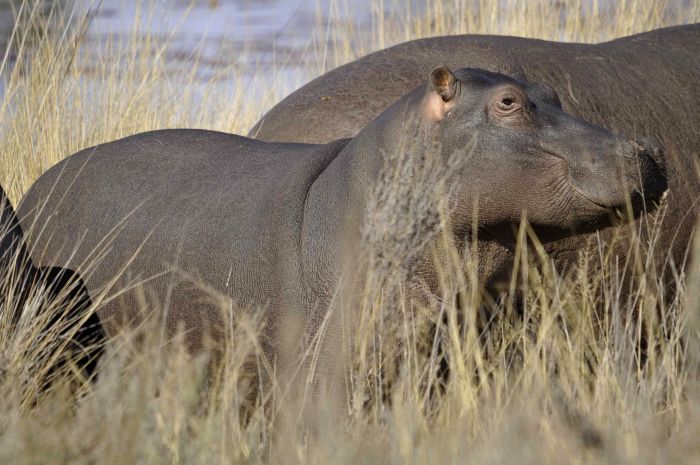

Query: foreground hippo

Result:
[251,25,699,276]
[1,184,103,386]
[18,67,666,385]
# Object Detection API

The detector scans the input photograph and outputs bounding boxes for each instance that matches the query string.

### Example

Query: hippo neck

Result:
[324,86,427,209]
[300,88,450,299]
[303,87,423,242]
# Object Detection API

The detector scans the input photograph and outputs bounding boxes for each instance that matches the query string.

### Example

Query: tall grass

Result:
[0,0,699,464]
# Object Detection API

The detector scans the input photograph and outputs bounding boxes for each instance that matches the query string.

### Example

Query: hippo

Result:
[1,184,103,387]
[250,25,700,278]
[17,67,666,390]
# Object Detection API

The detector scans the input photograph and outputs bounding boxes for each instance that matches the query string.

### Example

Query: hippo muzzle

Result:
[541,112,668,218]
[567,137,667,215]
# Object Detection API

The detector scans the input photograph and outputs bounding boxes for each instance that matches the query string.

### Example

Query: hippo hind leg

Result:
[36,266,105,382]
[2,185,104,387]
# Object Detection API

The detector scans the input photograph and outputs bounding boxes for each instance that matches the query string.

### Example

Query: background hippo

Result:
[18,67,666,387]
[250,25,700,278]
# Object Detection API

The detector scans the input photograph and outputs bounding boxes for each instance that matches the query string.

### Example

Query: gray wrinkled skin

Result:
[251,25,700,276]
[18,68,665,381]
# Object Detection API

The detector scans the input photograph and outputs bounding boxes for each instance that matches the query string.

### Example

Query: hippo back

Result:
[250,25,699,146]
[18,129,350,343]
[250,24,700,278]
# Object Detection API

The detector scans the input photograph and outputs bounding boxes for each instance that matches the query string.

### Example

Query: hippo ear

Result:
[430,66,458,102]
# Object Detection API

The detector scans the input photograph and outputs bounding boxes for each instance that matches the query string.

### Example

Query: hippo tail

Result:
[1,184,104,387]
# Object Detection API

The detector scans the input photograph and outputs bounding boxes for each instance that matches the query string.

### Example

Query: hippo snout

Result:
[568,137,667,215]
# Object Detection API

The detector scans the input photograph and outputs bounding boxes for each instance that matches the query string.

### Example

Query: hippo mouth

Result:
[569,168,665,215]
[569,182,620,212]
[568,171,648,216]
[539,149,617,212]
[552,149,664,217]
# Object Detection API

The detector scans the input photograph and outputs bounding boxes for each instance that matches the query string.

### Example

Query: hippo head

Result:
[418,66,667,240]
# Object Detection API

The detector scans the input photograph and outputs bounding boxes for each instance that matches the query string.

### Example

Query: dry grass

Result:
[0,0,699,464]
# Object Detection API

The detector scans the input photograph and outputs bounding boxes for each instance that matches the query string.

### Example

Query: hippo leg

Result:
[2,184,105,384]
[37,266,105,381]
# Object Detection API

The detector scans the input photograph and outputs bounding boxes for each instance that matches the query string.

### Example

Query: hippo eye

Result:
[489,87,530,124]
[497,96,519,111]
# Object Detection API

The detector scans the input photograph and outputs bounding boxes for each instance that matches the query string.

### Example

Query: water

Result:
[0,0,689,106]
[82,0,400,88]
[0,0,412,101]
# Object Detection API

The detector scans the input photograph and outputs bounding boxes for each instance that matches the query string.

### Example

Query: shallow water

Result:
[0,0,414,100]
[83,0,410,88]
[0,0,691,114]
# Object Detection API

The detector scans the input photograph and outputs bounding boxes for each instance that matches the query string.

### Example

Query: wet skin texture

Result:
[16,64,667,387]
[251,25,699,280]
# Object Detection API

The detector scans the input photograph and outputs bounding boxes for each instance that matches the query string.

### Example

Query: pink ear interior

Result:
[423,91,453,122]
